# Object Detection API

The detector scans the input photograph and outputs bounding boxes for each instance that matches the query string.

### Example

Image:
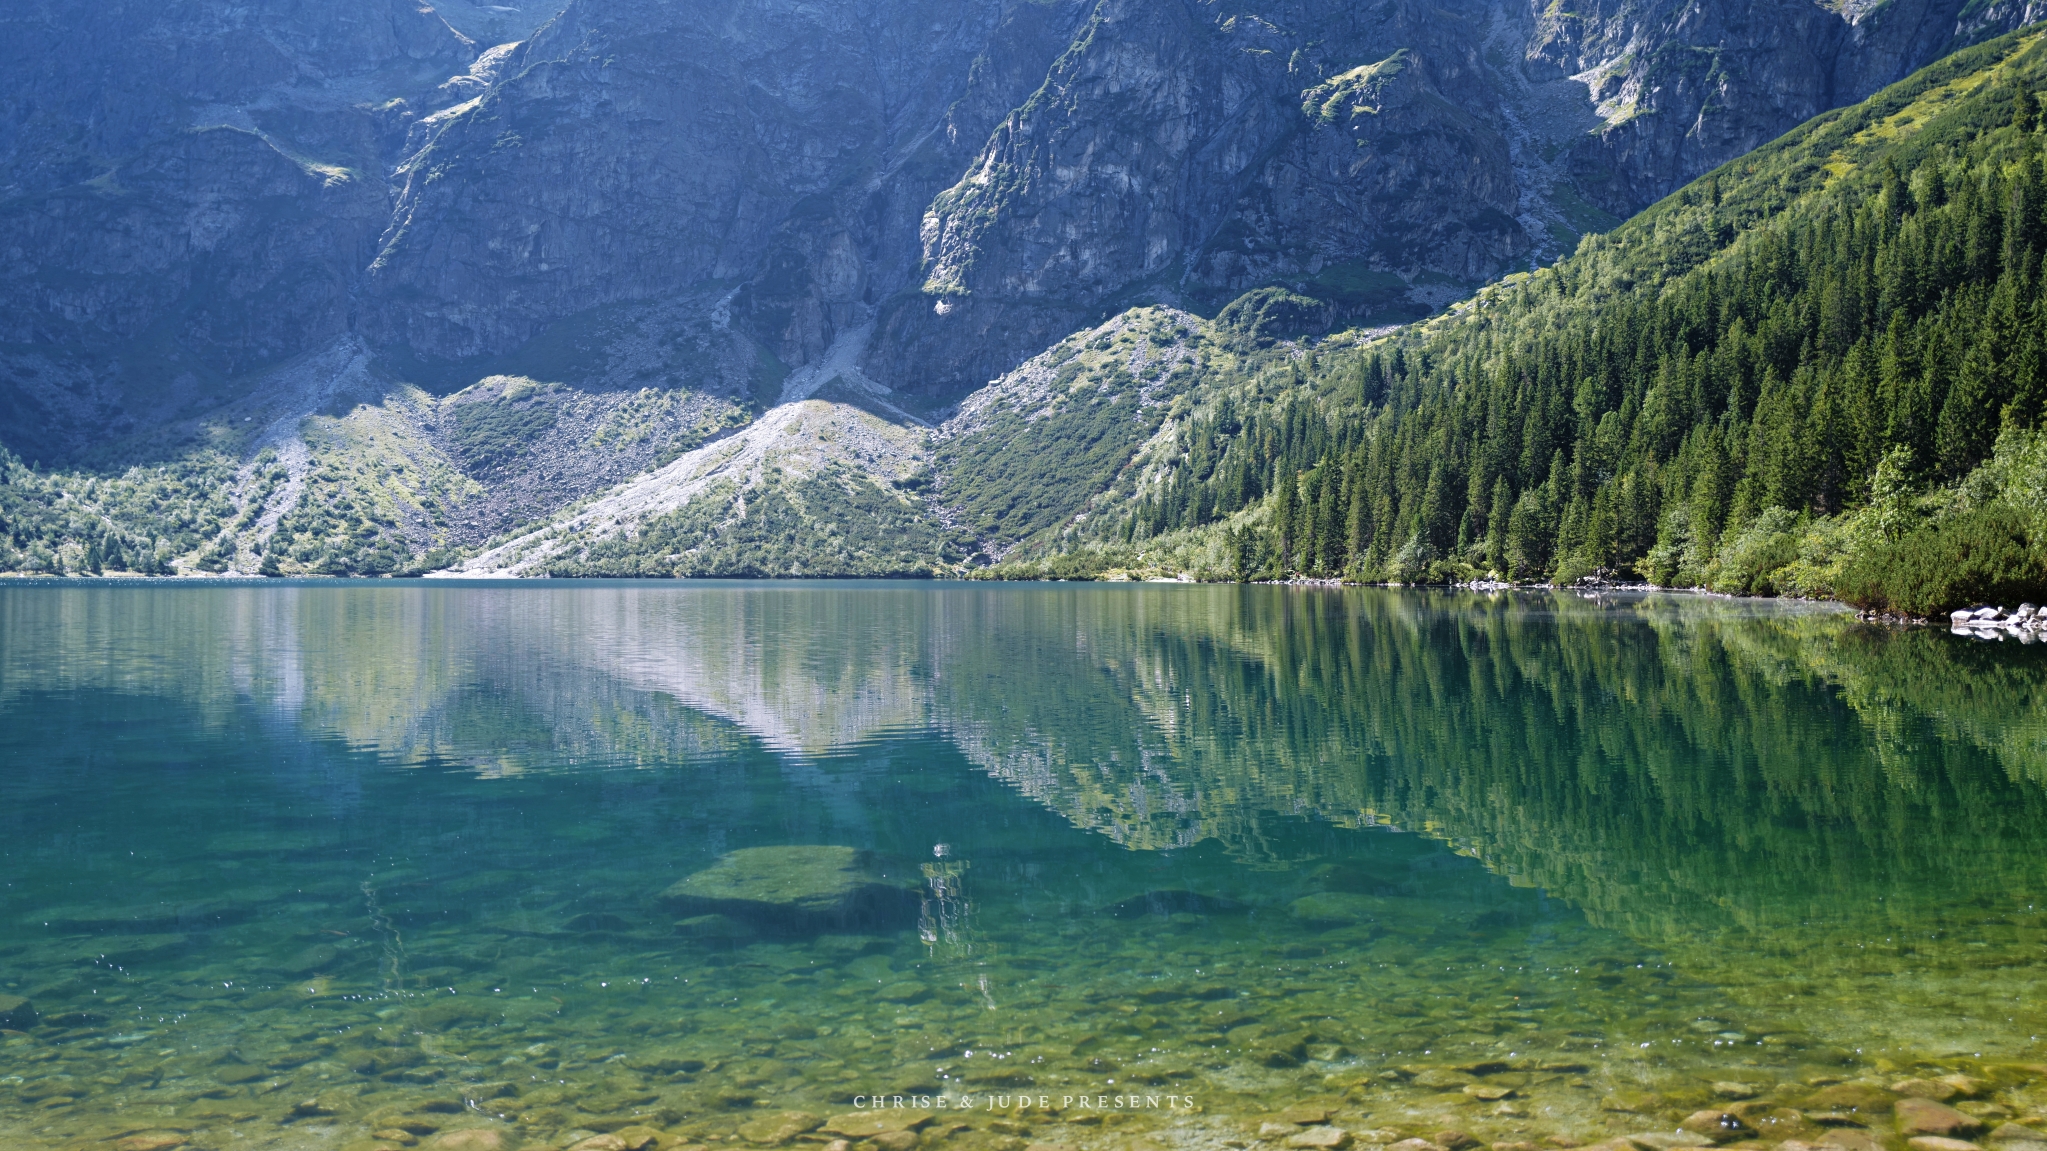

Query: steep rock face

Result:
[1528,0,2044,215]
[364,0,1089,374]
[876,0,2045,397]
[0,0,474,193]
[881,0,1523,397]
[0,0,478,460]
[0,128,388,458]
[1962,2,2047,40]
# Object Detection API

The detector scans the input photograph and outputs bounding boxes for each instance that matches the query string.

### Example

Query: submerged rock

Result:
[113,1136,187,1151]
[1898,1099,1987,1138]
[659,846,917,934]
[823,1111,934,1138]
[1680,1110,1756,1143]
[737,1111,823,1145]
[1806,1084,1900,1114]
[412,998,504,1031]
[624,1049,706,1075]
[428,1132,506,1151]
[675,913,756,941]
[0,993,37,1029]
[1940,1076,1991,1099]
[1288,893,1384,925]
[1632,1134,1714,1149]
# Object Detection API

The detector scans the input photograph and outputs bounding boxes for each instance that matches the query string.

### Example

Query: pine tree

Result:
[1273,473,1300,575]
[1485,477,1511,574]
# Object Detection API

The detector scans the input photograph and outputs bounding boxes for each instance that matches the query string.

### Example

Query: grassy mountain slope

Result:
[446,307,1237,576]
[936,307,1229,558]
[988,27,2047,613]
[448,400,952,578]
[0,300,767,577]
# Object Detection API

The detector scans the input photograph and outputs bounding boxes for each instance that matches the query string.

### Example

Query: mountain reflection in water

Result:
[1,582,2044,1150]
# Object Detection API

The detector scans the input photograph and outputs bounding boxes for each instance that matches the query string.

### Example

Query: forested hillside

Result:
[1007,30,2047,614]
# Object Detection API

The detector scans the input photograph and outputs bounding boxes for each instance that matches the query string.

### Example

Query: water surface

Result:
[3,582,2045,1151]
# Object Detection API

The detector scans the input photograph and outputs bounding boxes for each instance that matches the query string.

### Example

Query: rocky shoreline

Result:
[1946,605,2047,642]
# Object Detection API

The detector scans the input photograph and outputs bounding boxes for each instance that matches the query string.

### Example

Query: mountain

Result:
[885,0,2047,393]
[0,0,2042,592]
[984,27,2047,616]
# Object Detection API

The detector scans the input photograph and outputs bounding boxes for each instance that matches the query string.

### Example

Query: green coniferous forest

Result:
[1035,31,2047,614]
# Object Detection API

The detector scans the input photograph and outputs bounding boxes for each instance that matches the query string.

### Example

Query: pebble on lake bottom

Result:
[111,1135,188,1151]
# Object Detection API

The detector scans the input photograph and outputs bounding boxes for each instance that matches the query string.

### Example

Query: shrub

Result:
[1837,503,2047,615]
[1711,507,1802,595]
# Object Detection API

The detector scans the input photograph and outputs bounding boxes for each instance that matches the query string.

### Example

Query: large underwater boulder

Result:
[658,846,916,935]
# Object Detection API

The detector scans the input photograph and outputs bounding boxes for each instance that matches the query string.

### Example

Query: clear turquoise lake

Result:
[2,583,2043,1151]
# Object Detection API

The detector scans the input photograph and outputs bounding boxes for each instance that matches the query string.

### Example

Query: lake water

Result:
[3,582,2046,1151]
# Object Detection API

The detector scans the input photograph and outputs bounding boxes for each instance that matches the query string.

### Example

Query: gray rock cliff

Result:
[879,0,1529,396]
[0,0,481,458]
[363,0,1090,376]
[1528,0,2047,214]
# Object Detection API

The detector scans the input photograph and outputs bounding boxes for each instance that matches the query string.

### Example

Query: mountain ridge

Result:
[2,0,2043,605]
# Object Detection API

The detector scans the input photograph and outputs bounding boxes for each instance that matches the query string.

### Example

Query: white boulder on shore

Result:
[1950,603,2047,641]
